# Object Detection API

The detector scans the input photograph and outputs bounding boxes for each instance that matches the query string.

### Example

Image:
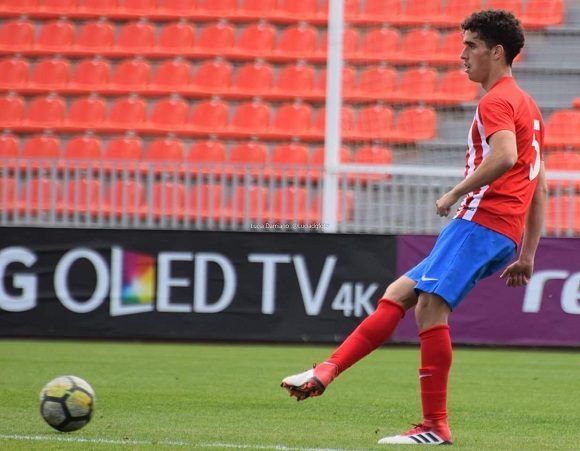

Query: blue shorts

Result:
[406,218,516,310]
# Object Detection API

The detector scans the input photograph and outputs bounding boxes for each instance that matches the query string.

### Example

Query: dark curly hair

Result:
[461,9,525,66]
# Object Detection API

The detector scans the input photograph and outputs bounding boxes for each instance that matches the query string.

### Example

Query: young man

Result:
[281,10,547,446]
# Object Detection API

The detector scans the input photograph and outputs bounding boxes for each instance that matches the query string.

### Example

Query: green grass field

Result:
[0,340,579,450]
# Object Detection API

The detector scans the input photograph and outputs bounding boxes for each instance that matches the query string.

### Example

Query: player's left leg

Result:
[379,293,453,445]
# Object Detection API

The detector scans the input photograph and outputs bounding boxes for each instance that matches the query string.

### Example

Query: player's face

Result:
[460,30,493,83]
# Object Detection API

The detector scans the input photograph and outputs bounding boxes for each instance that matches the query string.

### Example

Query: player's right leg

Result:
[281,276,417,401]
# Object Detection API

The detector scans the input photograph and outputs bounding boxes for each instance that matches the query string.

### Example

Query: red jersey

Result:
[455,76,544,245]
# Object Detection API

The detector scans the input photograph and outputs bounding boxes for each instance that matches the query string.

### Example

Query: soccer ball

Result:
[39,375,95,432]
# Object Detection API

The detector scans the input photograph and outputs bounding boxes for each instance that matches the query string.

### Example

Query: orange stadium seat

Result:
[185,139,226,176]
[29,57,70,90]
[0,0,37,14]
[273,102,313,135]
[357,65,398,98]
[546,195,580,235]
[117,21,155,52]
[311,145,352,165]
[18,178,63,214]
[191,58,233,91]
[545,151,580,191]
[319,0,359,18]
[0,93,25,126]
[62,135,103,162]
[522,0,564,28]
[105,180,145,215]
[23,134,61,160]
[148,181,185,218]
[0,56,29,89]
[236,21,276,55]
[275,62,316,97]
[152,58,192,90]
[197,0,237,14]
[0,177,17,212]
[360,0,402,22]
[80,0,118,14]
[440,0,483,26]
[108,96,148,128]
[487,0,523,16]
[358,27,401,60]
[545,110,580,148]
[228,140,268,176]
[149,96,189,129]
[62,179,104,216]
[39,0,77,11]
[315,66,356,97]
[122,0,157,13]
[36,19,74,51]
[310,190,354,222]
[230,100,271,133]
[0,19,34,51]
[26,94,66,127]
[67,95,106,128]
[397,67,438,102]
[103,135,143,162]
[70,57,112,90]
[277,23,318,58]
[434,31,464,65]
[270,143,309,180]
[188,98,229,131]
[270,186,309,222]
[144,137,185,163]
[225,185,267,221]
[437,69,479,103]
[397,106,437,141]
[399,28,441,64]
[234,60,274,95]
[158,0,197,14]
[318,27,359,58]
[0,133,19,160]
[239,0,276,16]
[111,58,151,89]
[75,20,115,52]
[197,21,235,54]
[156,22,196,53]
[354,144,393,164]
[277,0,318,17]
[403,0,442,25]
[313,106,355,135]
[187,183,224,220]
[354,103,395,139]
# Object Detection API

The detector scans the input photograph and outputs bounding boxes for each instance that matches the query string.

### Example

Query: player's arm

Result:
[500,162,547,287]
[436,130,517,216]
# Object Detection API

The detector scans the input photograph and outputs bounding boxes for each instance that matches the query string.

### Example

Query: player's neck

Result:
[481,66,512,92]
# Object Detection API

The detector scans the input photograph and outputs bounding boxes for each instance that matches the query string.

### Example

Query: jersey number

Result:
[529,120,541,181]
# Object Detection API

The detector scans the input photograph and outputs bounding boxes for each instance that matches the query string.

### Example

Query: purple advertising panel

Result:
[393,235,580,347]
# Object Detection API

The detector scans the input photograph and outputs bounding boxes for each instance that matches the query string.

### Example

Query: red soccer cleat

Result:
[378,420,453,445]
[280,362,338,401]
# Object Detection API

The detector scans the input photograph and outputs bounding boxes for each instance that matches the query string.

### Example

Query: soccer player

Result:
[281,10,547,446]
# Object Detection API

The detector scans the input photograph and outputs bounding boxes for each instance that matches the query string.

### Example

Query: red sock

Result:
[419,325,452,425]
[326,299,405,374]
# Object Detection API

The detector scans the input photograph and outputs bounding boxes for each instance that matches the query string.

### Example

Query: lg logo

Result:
[523,270,580,314]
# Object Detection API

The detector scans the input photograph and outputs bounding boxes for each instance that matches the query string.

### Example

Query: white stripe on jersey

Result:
[457,107,491,221]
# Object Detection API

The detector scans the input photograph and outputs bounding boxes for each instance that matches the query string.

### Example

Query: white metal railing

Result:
[0,160,578,237]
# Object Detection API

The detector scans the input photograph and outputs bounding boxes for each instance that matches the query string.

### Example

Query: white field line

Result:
[0,434,361,451]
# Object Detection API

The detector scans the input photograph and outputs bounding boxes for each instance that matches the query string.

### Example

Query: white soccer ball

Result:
[39,375,96,432]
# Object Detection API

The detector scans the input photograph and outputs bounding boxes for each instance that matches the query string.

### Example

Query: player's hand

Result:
[499,260,533,287]
[435,190,461,217]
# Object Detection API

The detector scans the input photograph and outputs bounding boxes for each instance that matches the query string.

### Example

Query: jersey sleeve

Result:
[478,95,515,140]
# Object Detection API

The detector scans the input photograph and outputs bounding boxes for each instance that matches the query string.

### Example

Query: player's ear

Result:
[492,44,505,61]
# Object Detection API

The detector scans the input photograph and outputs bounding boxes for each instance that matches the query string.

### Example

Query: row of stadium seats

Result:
[0,177,355,222]
[0,175,575,232]
[0,133,392,178]
[0,94,438,142]
[544,110,580,149]
[0,57,478,105]
[0,19,468,66]
[0,0,564,29]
